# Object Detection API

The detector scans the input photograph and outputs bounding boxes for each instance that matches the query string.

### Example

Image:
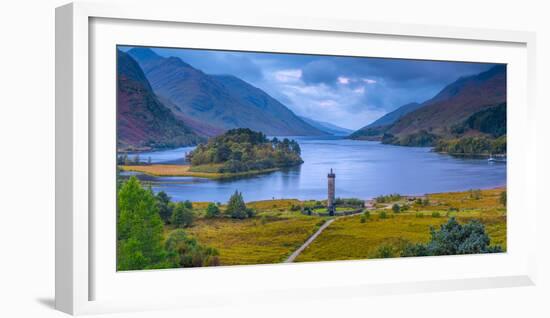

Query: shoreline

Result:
[119,164,281,180]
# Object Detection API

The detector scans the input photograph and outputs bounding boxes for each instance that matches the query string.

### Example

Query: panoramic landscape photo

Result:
[116,45,507,271]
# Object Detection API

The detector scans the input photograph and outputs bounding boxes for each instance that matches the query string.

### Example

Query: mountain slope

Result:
[366,102,422,128]
[117,50,203,150]
[388,65,506,137]
[127,48,325,136]
[349,65,506,145]
[299,116,353,136]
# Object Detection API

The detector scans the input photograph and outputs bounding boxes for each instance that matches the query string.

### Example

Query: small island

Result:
[120,128,304,179]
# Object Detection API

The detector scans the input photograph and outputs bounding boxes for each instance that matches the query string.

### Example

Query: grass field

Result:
[120,164,279,179]
[157,188,505,266]
[295,188,506,262]
[184,215,326,265]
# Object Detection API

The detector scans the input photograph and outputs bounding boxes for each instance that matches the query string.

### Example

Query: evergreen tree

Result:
[155,191,172,224]
[226,190,248,219]
[171,202,195,228]
[205,203,220,218]
[117,176,165,270]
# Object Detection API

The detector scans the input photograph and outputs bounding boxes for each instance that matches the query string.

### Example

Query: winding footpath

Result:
[284,218,336,263]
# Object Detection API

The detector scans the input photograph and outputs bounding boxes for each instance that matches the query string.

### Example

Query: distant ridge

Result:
[127,47,326,137]
[117,50,203,151]
[366,102,422,128]
[299,116,353,136]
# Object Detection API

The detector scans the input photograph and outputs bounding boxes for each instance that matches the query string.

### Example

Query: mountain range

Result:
[126,47,325,137]
[350,64,507,145]
[117,50,203,151]
[299,116,353,136]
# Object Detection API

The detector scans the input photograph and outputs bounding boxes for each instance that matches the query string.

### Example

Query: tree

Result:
[401,217,502,257]
[117,176,165,270]
[171,202,194,228]
[226,190,248,219]
[155,191,173,224]
[205,203,220,218]
[392,204,400,213]
[183,200,193,209]
[165,229,220,267]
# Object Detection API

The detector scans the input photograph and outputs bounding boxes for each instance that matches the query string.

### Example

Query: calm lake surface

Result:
[121,137,506,202]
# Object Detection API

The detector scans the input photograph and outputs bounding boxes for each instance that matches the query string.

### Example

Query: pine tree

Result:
[226,190,248,219]
[117,176,165,270]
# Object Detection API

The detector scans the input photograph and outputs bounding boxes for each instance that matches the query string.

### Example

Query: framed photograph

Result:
[56,2,537,315]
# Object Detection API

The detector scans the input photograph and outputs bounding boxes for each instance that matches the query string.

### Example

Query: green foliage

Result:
[205,203,221,218]
[226,190,251,219]
[391,130,438,147]
[364,211,371,219]
[334,197,364,207]
[117,176,166,270]
[165,230,220,267]
[451,103,506,137]
[379,211,388,219]
[360,214,367,223]
[415,212,424,218]
[372,245,396,258]
[401,217,502,257]
[499,191,507,206]
[375,194,402,203]
[392,204,401,213]
[183,200,193,209]
[187,128,303,173]
[171,202,195,228]
[434,135,507,155]
[431,211,441,218]
[155,191,173,224]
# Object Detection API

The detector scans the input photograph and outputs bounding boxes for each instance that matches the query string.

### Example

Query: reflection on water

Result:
[120,137,506,202]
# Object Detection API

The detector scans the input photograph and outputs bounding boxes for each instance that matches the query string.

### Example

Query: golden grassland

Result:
[185,215,326,265]
[119,164,279,179]
[295,188,506,262]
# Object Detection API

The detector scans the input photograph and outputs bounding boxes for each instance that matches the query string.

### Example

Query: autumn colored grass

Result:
[184,214,325,265]
[295,188,506,262]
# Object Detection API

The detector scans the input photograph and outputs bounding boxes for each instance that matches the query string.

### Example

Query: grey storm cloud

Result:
[126,46,497,130]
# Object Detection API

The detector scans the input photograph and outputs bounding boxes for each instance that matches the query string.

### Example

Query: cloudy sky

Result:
[135,47,497,130]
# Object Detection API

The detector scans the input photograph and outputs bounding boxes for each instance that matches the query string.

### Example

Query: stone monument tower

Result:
[327,168,336,216]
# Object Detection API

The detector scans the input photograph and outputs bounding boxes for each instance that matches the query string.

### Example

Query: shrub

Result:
[360,214,367,223]
[171,202,195,228]
[165,229,220,267]
[364,211,371,219]
[431,211,441,218]
[379,211,388,219]
[401,217,503,257]
[392,204,401,213]
[205,202,220,218]
[469,189,482,200]
[415,212,424,218]
[183,200,193,209]
[372,245,395,258]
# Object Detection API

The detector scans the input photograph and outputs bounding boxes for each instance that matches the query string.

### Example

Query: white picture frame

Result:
[55,1,538,315]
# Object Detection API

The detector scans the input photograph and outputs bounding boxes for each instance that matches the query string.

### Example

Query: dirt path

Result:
[284,218,336,263]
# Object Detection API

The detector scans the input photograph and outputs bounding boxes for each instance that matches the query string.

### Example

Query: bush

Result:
[205,202,220,218]
[165,229,220,267]
[360,214,367,223]
[372,245,395,258]
[183,200,193,209]
[415,212,424,218]
[379,211,388,219]
[392,204,401,213]
[469,189,482,200]
[171,202,195,228]
[431,211,441,218]
[401,217,502,257]
[364,211,370,219]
